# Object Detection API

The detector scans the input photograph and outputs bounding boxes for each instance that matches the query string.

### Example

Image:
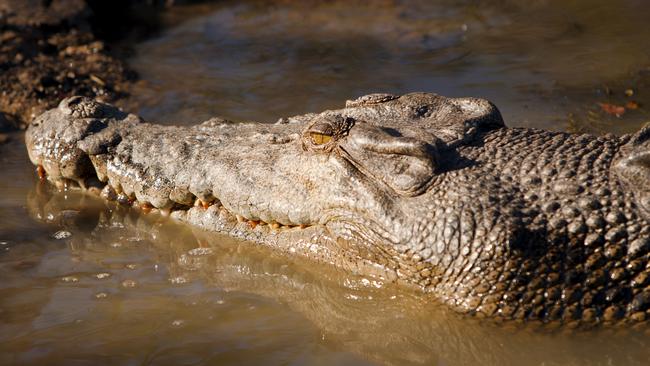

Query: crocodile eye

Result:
[303,116,354,150]
[308,122,334,145]
[310,132,332,145]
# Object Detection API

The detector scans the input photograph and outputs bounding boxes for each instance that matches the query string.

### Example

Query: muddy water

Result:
[2,0,650,365]
[126,0,650,134]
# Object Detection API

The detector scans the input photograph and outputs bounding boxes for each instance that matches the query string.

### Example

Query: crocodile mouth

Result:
[36,166,314,233]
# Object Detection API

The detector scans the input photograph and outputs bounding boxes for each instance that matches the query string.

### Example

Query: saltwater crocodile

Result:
[25,93,650,326]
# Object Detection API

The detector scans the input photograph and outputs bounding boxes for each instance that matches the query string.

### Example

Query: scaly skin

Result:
[25,93,650,326]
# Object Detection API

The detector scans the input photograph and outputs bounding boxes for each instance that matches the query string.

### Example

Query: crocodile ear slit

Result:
[340,122,439,196]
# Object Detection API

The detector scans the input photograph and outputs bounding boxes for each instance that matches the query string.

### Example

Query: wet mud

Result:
[0,0,163,130]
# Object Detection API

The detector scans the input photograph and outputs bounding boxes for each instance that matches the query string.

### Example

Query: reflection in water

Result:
[126,0,650,134]
[1,178,647,365]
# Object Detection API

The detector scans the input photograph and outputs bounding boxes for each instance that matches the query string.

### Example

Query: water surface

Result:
[2,1,650,365]
[127,0,650,134]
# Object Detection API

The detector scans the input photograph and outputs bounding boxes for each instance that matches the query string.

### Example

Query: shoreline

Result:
[0,0,175,131]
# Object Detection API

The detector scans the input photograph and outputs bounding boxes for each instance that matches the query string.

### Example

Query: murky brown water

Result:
[2,1,650,365]
[126,0,650,134]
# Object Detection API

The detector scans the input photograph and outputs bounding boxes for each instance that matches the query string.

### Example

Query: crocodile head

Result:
[25,93,504,274]
[26,93,650,325]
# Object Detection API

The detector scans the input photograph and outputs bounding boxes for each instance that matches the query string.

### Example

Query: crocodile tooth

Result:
[140,202,153,213]
[37,165,46,180]
[193,198,212,209]
[236,215,245,223]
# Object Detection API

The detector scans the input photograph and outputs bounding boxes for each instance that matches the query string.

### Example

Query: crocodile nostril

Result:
[415,105,429,117]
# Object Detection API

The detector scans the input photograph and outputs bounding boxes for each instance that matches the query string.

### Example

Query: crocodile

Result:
[26,188,650,365]
[25,92,650,326]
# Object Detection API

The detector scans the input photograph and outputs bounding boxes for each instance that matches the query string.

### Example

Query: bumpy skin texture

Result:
[26,93,650,326]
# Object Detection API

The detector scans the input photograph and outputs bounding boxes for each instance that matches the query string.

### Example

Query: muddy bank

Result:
[0,0,170,131]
